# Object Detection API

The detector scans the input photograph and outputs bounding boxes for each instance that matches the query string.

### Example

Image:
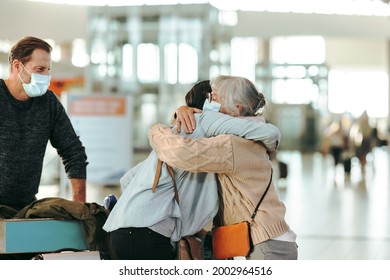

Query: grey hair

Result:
[210,75,266,117]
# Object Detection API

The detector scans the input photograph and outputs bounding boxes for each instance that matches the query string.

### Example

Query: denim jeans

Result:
[110,227,175,260]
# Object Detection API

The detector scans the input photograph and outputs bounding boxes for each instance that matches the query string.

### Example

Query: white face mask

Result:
[202,91,222,112]
[203,99,221,112]
[19,63,51,97]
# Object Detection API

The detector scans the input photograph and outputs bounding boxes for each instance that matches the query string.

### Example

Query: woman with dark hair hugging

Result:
[103,77,281,260]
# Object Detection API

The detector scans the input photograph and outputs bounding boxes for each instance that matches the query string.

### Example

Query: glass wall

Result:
[229,35,388,151]
[86,4,232,147]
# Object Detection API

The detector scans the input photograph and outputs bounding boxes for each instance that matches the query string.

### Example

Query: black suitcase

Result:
[278,161,288,179]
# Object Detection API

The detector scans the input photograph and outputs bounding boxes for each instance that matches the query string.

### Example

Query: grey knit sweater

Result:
[0,79,88,209]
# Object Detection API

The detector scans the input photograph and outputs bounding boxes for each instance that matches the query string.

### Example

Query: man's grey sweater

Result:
[0,79,88,209]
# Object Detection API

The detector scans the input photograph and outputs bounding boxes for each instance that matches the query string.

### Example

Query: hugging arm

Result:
[173,106,202,134]
[148,109,281,173]
[148,124,234,174]
[200,110,281,152]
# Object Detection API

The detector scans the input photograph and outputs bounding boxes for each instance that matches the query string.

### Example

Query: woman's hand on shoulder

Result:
[175,106,202,134]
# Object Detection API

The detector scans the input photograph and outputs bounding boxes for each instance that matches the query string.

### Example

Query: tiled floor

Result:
[38,146,390,260]
[276,147,390,260]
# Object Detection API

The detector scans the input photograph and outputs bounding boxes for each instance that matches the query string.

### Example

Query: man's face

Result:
[17,49,51,82]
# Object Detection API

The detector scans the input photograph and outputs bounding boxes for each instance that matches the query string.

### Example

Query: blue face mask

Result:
[19,63,51,97]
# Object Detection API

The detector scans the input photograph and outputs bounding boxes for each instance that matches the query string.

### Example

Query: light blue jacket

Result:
[103,110,280,243]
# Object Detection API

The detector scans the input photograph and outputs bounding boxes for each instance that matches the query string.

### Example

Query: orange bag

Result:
[212,221,253,259]
[212,170,274,260]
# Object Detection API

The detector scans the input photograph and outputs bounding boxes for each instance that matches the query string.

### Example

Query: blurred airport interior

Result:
[1,0,390,259]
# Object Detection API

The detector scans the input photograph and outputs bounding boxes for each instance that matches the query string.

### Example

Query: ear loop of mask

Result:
[18,62,34,84]
[207,92,212,103]
[20,62,30,74]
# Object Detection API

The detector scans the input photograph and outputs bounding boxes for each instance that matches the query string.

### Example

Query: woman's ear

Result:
[236,104,243,115]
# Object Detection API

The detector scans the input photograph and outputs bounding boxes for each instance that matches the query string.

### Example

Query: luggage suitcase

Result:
[0,219,87,254]
[32,250,104,260]
[278,161,288,179]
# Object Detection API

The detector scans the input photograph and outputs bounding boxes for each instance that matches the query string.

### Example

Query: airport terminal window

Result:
[209,42,232,77]
[98,64,108,77]
[137,43,160,82]
[266,36,326,105]
[272,78,319,104]
[328,69,388,118]
[218,10,238,26]
[164,43,178,84]
[164,43,198,84]
[122,44,133,81]
[231,37,257,82]
[271,36,325,64]
[46,39,61,63]
[91,39,107,64]
[178,43,198,84]
[273,65,307,79]
[72,38,89,68]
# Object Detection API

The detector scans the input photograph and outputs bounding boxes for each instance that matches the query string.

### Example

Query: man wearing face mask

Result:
[0,36,88,212]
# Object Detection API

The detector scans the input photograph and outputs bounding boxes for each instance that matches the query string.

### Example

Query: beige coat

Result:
[149,123,290,245]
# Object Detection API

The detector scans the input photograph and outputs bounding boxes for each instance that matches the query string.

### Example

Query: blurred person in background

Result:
[324,113,353,173]
[349,110,375,172]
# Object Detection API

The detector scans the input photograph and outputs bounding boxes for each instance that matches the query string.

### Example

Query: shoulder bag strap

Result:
[166,164,180,204]
[152,159,179,204]
[153,160,272,217]
[152,159,163,193]
[251,168,273,221]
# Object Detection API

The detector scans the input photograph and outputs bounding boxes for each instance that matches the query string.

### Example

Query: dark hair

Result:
[185,80,212,110]
[8,36,52,70]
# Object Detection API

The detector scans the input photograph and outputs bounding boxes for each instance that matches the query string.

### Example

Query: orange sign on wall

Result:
[50,77,84,97]
[69,97,126,116]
